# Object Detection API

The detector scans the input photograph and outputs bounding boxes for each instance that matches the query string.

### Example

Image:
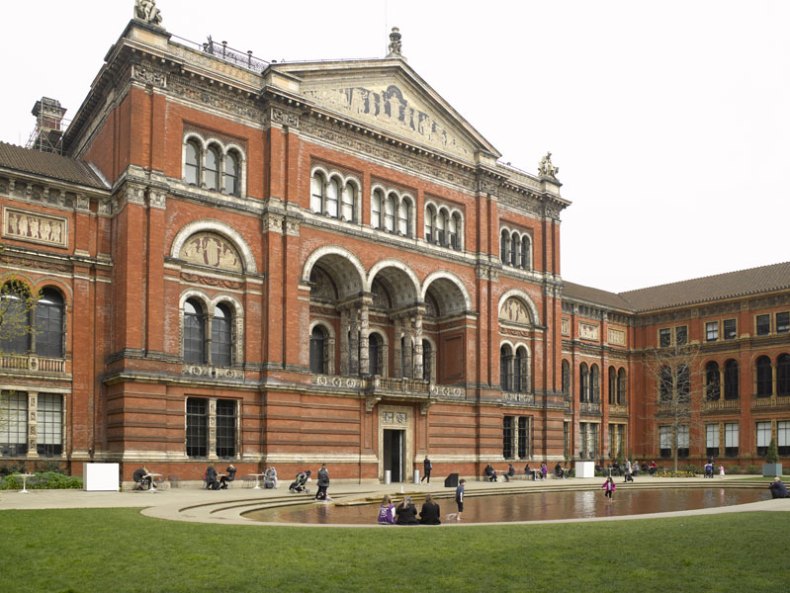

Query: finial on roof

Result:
[134,0,163,26]
[387,27,403,58]
[538,152,560,180]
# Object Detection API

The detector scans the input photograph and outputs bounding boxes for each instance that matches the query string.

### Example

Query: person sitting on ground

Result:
[554,462,565,479]
[419,494,441,525]
[484,464,498,482]
[132,467,151,490]
[220,464,237,489]
[648,460,658,475]
[632,461,640,477]
[769,476,789,499]
[205,465,220,490]
[504,463,515,482]
[524,462,533,479]
[263,466,278,489]
[395,496,419,525]
[540,462,548,480]
[377,495,396,524]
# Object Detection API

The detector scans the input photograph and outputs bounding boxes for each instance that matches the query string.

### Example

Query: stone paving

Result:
[2,475,788,526]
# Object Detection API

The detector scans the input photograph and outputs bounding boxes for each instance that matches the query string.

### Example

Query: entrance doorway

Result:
[383,429,405,482]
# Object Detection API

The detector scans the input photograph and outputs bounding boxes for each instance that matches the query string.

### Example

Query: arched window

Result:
[617,368,627,405]
[756,356,772,397]
[561,360,571,398]
[724,359,739,400]
[659,366,673,401]
[520,235,531,269]
[326,178,340,218]
[368,333,383,376]
[422,339,433,382]
[451,212,462,250]
[185,140,201,185]
[311,171,325,213]
[35,288,64,358]
[705,361,720,400]
[590,364,600,402]
[778,354,790,396]
[384,193,396,232]
[224,150,241,196]
[436,209,446,246]
[211,303,232,367]
[424,205,436,243]
[371,189,383,229]
[0,281,32,354]
[514,346,528,392]
[500,344,514,392]
[205,145,221,190]
[580,363,589,402]
[183,300,206,363]
[500,229,510,263]
[310,326,329,374]
[398,199,411,236]
[608,367,617,405]
[341,183,356,222]
[510,233,519,267]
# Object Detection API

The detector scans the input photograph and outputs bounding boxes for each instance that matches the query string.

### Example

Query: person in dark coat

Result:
[395,496,419,525]
[220,464,237,489]
[132,467,151,490]
[421,455,433,484]
[315,464,330,500]
[205,465,220,490]
[419,494,441,525]
[769,476,790,498]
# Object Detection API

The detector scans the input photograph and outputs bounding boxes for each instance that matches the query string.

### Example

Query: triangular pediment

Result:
[268,59,500,163]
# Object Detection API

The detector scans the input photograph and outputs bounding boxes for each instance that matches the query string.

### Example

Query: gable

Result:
[271,60,500,163]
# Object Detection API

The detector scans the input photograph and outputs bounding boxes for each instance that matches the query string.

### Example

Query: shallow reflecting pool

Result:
[245,487,767,525]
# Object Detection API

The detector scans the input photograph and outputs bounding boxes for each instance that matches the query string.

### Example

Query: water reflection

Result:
[246,487,766,525]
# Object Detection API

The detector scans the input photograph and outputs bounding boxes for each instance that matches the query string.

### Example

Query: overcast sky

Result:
[3,1,788,293]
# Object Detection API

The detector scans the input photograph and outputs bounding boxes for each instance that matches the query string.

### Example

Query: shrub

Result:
[0,470,82,490]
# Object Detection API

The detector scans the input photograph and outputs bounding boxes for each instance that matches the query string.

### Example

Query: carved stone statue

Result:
[388,27,402,57]
[135,0,163,26]
[538,152,559,180]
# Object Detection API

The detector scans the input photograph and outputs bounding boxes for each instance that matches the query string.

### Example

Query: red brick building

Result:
[0,11,787,483]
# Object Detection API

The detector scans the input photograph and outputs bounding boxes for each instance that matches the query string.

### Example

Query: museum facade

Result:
[1,7,788,483]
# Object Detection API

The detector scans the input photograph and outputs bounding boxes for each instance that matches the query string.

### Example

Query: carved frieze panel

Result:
[561,317,570,336]
[608,327,626,346]
[179,232,243,272]
[304,84,472,160]
[132,64,167,89]
[579,322,599,341]
[3,207,67,248]
[500,297,531,325]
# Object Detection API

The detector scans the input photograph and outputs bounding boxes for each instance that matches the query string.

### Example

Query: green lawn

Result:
[1,508,786,593]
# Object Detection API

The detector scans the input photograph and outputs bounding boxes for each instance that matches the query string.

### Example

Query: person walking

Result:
[421,455,432,484]
[602,476,616,502]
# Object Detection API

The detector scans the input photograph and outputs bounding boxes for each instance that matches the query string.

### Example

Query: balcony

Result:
[753,395,790,409]
[313,374,466,401]
[580,402,602,415]
[0,353,65,374]
[702,399,741,412]
[608,404,628,416]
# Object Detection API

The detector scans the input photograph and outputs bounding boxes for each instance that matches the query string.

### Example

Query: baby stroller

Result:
[288,470,311,493]
[263,467,278,489]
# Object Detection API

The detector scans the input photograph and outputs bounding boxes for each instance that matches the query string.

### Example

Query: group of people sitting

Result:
[377,494,442,525]
[204,464,237,490]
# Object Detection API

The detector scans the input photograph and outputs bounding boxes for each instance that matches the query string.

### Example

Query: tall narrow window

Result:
[590,364,600,402]
[778,354,790,396]
[436,209,446,245]
[341,183,356,222]
[724,423,739,457]
[384,194,396,232]
[183,300,206,364]
[0,391,28,456]
[677,425,690,458]
[705,424,719,459]
[185,397,208,457]
[756,421,772,456]
[368,333,382,377]
[310,326,328,374]
[371,189,383,229]
[561,360,571,399]
[580,363,589,402]
[724,359,739,400]
[422,339,432,382]
[185,140,201,185]
[0,282,31,354]
[778,312,790,333]
[500,229,510,263]
[617,368,627,405]
[520,236,530,269]
[35,288,64,358]
[514,347,528,392]
[425,205,436,242]
[223,150,240,195]
[517,417,528,459]
[608,367,617,405]
[211,303,232,367]
[502,416,514,459]
[677,364,690,402]
[705,362,721,400]
[756,356,772,397]
[659,426,672,458]
[723,318,737,340]
[659,366,673,402]
[326,178,339,218]
[216,399,237,458]
[398,199,411,236]
[37,394,63,457]
[311,172,325,213]
[205,145,221,190]
[510,233,519,267]
[756,314,771,336]
[778,421,790,455]
[500,345,514,392]
[448,212,458,249]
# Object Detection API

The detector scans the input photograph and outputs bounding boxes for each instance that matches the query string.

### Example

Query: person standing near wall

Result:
[421,455,432,484]
[315,463,330,501]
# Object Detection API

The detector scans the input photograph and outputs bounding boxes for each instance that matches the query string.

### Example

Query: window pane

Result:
[675,326,688,345]
[216,399,236,458]
[310,327,327,374]
[705,321,718,342]
[0,286,30,354]
[502,416,514,459]
[223,151,240,195]
[37,394,63,457]
[326,179,339,218]
[311,173,324,213]
[517,417,528,459]
[778,354,790,396]
[723,319,737,340]
[384,195,396,231]
[341,184,355,221]
[659,329,671,348]
[184,301,205,364]
[205,146,220,190]
[777,312,790,333]
[398,200,410,235]
[0,391,28,456]
[500,229,509,262]
[724,360,739,400]
[756,357,772,396]
[185,141,200,185]
[371,190,382,228]
[186,397,208,457]
[211,304,232,367]
[35,289,64,358]
[756,314,770,335]
[425,207,435,242]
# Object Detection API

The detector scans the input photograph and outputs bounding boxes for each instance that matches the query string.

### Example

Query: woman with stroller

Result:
[288,469,311,493]
[315,463,330,501]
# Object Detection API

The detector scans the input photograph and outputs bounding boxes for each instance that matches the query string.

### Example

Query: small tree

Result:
[0,277,38,349]
[765,437,779,464]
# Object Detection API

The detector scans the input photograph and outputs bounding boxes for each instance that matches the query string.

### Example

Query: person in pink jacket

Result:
[602,476,616,502]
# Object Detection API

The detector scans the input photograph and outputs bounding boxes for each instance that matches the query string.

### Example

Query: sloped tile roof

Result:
[562,281,634,312]
[618,261,790,312]
[0,142,107,189]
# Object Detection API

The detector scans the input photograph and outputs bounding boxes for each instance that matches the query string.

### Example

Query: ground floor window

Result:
[517,417,529,459]
[580,422,599,460]
[186,397,238,459]
[706,423,720,459]
[503,415,530,459]
[724,423,739,457]
[658,425,688,458]
[677,425,689,458]
[0,391,64,457]
[778,421,790,456]
[756,422,772,457]
[608,423,625,459]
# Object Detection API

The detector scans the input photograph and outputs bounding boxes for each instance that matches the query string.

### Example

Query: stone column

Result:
[413,307,425,381]
[339,308,350,376]
[393,318,403,378]
[208,398,218,461]
[349,307,360,376]
[27,391,39,459]
[358,296,372,376]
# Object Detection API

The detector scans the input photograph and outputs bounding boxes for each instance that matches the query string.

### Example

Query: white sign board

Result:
[83,463,120,491]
